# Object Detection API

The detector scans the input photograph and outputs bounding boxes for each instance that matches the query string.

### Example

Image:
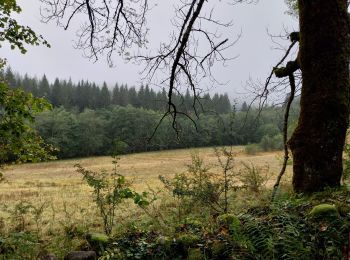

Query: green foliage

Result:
[239,162,269,193]
[101,228,169,260]
[342,143,350,183]
[0,0,50,53]
[244,143,260,155]
[284,0,298,17]
[0,79,55,165]
[160,150,268,217]
[75,162,134,235]
[176,233,200,248]
[187,248,204,260]
[86,232,109,254]
[160,153,225,216]
[75,157,150,235]
[0,1,54,169]
[259,134,283,152]
[4,201,32,232]
[32,103,299,159]
[240,192,349,259]
[242,211,311,259]
[214,147,237,213]
[2,200,47,234]
[216,214,240,231]
[0,232,39,259]
[3,69,302,159]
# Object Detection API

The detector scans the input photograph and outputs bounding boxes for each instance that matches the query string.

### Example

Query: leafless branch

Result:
[40,0,247,137]
[40,0,149,65]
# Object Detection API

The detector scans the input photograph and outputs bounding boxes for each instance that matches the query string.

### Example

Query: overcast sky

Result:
[0,0,297,101]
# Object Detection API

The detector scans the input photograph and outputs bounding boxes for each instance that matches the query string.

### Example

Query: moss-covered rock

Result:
[211,240,228,259]
[176,234,200,248]
[86,232,109,253]
[156,235,172,250]
[217,214,240,230]
[309,204,339,219]
[184,218,203,231]
[187,248,204,260]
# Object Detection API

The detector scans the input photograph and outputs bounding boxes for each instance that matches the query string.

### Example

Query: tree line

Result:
[1,68,300,159]
[34,104,299,159]
[1,67,232,114]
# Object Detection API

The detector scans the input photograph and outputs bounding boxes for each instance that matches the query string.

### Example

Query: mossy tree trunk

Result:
[289,0,350,193]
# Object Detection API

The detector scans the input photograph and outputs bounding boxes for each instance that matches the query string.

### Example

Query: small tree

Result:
[75,162,134,235]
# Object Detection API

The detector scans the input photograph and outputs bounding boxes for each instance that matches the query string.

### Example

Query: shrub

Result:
[159,153,222,217]
[244,143,260,155]
[239,162,269,193]
[75,155,149,235]
[160,151,240,216]
[259,134,283,152]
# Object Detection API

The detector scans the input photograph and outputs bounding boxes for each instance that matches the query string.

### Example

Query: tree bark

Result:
[289,0,350,193]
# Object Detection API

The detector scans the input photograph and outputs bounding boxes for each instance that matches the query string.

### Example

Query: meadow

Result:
[0,146,293,257]
[1,146,290,202]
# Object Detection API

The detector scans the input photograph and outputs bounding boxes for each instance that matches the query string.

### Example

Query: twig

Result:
[271,72,296,202]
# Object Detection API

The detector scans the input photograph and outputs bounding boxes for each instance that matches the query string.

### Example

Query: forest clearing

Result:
[1,0,350,259]
[0,146,288,221]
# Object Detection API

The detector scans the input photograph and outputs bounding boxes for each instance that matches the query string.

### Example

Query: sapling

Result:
[75,161,134,235]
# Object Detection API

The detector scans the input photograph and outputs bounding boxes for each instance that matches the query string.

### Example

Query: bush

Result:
[75,156,150,235]
[160,150,241,216]
[259,134,283,152]
[159,153,222,216]
[239,162,269,193]
[244,143,260,155]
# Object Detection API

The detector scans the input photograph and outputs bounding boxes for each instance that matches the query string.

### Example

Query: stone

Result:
[64,251,97,260]
[309,204,339,219]
[40,254,58,260]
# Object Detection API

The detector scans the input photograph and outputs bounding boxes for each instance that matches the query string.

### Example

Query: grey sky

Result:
[0,1,297,101]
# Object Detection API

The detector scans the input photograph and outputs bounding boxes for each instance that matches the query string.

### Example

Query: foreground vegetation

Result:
[0,147,349,259]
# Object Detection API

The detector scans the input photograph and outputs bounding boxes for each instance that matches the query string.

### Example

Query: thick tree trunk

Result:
[289,0,350,193]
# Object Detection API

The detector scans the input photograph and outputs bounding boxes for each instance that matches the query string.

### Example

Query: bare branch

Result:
[40,0,149,65]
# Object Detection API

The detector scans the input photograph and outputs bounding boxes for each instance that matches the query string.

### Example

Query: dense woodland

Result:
[2,68,299,159]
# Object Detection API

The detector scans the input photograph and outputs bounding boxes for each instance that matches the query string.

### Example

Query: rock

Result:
[309,204,339,219]
[64,251,97,260]
[217,214,240,230]
[176,234,200,248]
[86,232,109,252]
[86,232,109,245]
[184,218,203,229]
[187,248,205,260]
[211,240,227,258]
[39,254,58,260]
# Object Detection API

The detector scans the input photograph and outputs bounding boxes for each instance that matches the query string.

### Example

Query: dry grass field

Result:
[0,146,293,239]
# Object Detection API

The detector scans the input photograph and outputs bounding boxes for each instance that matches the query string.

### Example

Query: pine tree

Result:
[99,82,111,108]
[4,67,16,88]
[241,101,248,112]
[38,74,51,98]
[50,78,62,107]
[128,87,138,107]
[112,83,120,105]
